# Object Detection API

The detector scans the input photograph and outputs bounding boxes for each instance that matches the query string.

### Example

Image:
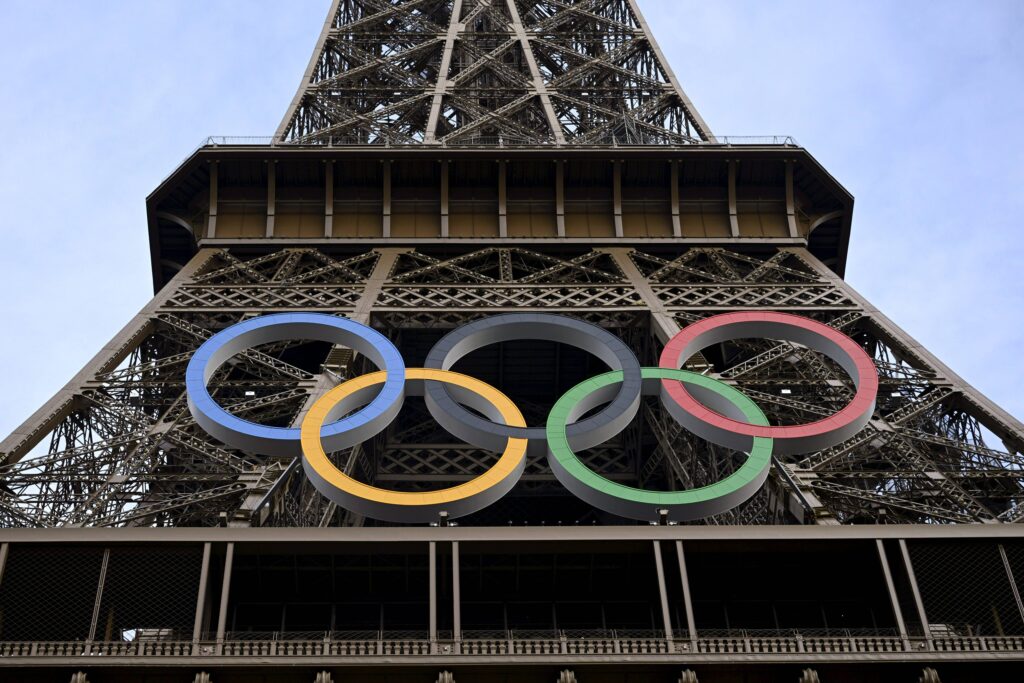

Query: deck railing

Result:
[2,629,1022,660]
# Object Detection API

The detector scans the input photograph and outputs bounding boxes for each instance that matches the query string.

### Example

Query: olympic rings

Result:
[658,311,877,455]
[423,314,642,454]
[185,311,878,523]
[301,368,527,523]
[185,313,405,457]
[547,368,772,522]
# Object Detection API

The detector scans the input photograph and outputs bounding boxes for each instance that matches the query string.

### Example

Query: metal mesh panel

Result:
[96,546,203,641]
[0,545,104,641]
[909,540,1024,636]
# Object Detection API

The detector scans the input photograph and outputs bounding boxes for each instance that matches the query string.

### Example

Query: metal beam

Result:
[727,159,739,237]
[207,160,218,238]
[504,0,566,145]
[216,542,235,651]
[898,539,931,646]
[875,540,909,641]
[670,159,681,237]
[653,540,673,640]
[784,159,799,238]
[555,160,566,236]
[324,160,334,237]
[87,548,110,644]
[425,0,464,143]
[498,160,508,237]
[675,541,697,644]
[429,541,438,647]
[193,542,212,643]
[613,159,624,237]
[266,161,276,238]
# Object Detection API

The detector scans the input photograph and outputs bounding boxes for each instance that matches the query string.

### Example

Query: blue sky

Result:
[0,0,1021,442]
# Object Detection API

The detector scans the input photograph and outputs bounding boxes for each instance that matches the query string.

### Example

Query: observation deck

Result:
[146,137,853,291]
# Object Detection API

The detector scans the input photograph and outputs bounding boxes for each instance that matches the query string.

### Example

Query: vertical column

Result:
[0,540,8,637]
[382,160,392,238]
[675,541,698,645]
[727,159,739,237]
[875,540,909,648]
[440,161,450,238]
[324,160,335,237]
[216,543,235,654]
[653,541,673,641]
[998,544,1024,627]
[266,160,276,237]
[498,160,508,238]
[669,160,682,237]
[784,160,799,238]
[429,541,438,649]
[0,543,9,587]
[898,539,932,648]
[555,160,566,237]
[193,543,213,645]
[613,159,624,237]
[87,548,111,645]
[207,160,218,238]
[452,541,462,646]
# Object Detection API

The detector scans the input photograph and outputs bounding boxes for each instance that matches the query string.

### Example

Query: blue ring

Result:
[185,313,405,457]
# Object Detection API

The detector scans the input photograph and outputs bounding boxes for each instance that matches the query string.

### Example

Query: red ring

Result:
[658,312,878,455]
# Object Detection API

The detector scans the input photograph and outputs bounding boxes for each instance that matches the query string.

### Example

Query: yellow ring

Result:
[300,368,527,522]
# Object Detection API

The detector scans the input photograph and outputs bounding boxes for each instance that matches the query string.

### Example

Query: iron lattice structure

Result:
[1,244,1022,528]
[3,2,1024,680]
[276,0,714,145]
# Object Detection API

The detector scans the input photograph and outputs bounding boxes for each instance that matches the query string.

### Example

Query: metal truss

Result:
[276,0,713,145]
[2,244,1023,528]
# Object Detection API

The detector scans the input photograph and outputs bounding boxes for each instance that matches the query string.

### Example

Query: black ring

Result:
[422,313,643,452]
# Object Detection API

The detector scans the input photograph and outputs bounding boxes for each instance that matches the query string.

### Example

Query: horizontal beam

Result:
[1,523,1022,544]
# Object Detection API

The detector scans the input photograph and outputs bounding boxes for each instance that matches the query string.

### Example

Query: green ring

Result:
[545,368,773,522]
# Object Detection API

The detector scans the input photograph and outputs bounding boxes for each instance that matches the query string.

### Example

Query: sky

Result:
[0,0,1022,443]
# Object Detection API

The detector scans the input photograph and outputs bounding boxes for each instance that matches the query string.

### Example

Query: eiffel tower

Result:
[0,1,1022,681]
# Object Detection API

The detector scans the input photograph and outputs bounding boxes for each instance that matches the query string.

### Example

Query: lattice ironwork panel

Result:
[909,540,1024,636]
[630,248,821,283]
[376,285,644,310]
[388,248,625,284]
[192,249,378,286]
[375,308,646,331]
[95,546,204,641]
[653,284,855,309]
[162,285,364,311]
[0,545,104,641]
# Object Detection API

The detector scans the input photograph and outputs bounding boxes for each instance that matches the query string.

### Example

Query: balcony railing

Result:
[196,134,799,150]
[2,628,1023,661]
